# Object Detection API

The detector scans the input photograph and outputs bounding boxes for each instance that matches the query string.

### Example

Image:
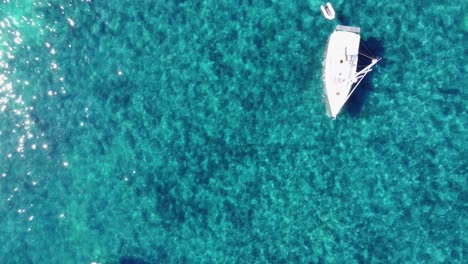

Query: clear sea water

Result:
[0,0,466,263]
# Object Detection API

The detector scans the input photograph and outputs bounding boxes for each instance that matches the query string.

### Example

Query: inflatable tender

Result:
[321,2,336,20]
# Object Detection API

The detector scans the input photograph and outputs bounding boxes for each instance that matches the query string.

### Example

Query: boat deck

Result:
[323,26,361,118]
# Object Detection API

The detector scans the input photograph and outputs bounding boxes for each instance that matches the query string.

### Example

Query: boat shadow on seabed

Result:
[346,37,385,117]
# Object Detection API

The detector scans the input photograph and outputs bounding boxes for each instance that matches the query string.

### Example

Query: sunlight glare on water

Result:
[1,0,69,162]
[0,1,69,242]
[0,17,33,159]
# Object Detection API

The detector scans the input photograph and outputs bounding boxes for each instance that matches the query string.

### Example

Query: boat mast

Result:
[346,58,380,101]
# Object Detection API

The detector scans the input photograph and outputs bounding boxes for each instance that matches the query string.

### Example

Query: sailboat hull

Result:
[323,25,361,118]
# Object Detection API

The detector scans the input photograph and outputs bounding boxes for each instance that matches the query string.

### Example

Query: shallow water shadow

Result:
[346,37,385,117]
[336,14,350,26]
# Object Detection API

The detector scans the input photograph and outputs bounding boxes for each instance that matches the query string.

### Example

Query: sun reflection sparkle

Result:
[0,1,76,236]
[0,16,38,162]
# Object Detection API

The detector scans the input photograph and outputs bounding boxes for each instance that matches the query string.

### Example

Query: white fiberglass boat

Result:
[322,25,380,119]
[321,2,336,20]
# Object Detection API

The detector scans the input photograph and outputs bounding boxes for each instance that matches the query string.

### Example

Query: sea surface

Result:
[0,0,466,263]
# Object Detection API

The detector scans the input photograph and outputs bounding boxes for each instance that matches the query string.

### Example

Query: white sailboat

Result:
[321,4,380,118]
[323,25,380,118]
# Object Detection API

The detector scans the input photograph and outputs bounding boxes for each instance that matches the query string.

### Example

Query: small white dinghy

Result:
[320,2,336,20]
[322,25,380,119]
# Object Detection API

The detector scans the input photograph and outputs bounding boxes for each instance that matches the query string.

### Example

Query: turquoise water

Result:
[0,0,466,263]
